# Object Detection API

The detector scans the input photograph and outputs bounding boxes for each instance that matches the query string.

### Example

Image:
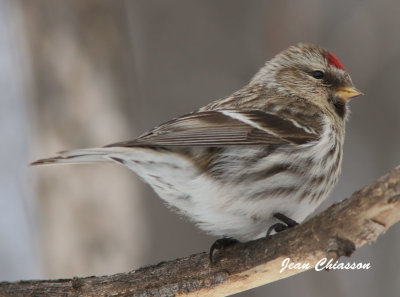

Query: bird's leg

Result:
[274,212,298,227]
[209,213,298,263]
[209,237,239,263]
[266,212,299,238]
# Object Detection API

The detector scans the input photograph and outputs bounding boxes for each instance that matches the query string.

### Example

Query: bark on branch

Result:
[2,165,400,297]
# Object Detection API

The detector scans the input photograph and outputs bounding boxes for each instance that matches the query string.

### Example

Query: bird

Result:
[31,43,362,250]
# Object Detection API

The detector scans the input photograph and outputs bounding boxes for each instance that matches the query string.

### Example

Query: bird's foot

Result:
[209,237,239,263]
[266,212,298,238]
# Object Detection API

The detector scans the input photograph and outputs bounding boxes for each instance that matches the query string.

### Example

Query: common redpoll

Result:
[32,43,362,244]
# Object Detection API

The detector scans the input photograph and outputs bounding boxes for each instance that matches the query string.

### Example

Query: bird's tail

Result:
[30,148,121,166]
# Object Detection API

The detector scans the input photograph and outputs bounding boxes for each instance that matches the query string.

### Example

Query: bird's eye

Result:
[311,70,324,79]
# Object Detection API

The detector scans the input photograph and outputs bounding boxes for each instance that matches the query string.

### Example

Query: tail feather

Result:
[30,148,117,166]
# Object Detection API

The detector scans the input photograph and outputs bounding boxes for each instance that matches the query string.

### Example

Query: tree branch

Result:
[2,165,400,297]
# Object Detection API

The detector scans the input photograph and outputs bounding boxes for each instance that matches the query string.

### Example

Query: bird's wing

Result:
[106,110,321,147]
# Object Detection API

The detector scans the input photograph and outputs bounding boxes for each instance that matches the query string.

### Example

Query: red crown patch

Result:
[327,52,346,72]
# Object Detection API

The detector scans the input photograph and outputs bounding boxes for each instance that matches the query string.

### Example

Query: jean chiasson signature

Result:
[280,257,371,273]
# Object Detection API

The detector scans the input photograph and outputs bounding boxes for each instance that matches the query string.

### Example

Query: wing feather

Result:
[106,110,321,147]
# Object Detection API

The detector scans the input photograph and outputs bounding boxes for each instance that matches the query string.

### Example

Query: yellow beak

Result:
[334,86,363,103]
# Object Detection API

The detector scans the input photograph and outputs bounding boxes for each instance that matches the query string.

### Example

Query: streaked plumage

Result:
[32,44,362,241]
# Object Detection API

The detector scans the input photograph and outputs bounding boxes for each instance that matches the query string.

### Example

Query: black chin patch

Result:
[332,99,346,118]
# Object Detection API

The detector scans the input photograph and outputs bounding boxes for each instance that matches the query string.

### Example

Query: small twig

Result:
[1,165,399,297]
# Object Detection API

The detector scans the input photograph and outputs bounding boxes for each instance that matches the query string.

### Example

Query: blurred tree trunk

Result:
[19,0,149,277]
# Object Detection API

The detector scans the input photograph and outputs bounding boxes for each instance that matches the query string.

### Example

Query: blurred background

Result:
[1,0,399,296]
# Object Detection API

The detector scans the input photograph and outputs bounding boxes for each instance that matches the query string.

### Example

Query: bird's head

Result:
[251,43,362,118]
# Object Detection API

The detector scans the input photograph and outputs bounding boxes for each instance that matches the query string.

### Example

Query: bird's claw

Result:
[209,237,239,263]
[266,212,298,238]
